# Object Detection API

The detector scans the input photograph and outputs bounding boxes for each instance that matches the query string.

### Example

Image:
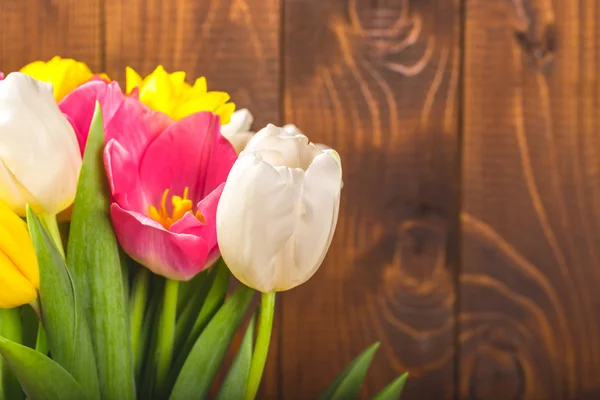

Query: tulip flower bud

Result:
[216,124,342,292]
[221,109,255,154]
[0,73,82,216]
[0,199,39,308]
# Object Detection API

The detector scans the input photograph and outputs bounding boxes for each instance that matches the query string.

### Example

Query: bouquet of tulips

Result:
[0,57,407,400]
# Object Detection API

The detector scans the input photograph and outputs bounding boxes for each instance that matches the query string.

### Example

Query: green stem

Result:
[245,292,276,400]
[0,308,23,400]
[38,213,64,258]
[29,299,48,355]
[155,279,179,392]
[35,322,48,355]
[130,268,149,375]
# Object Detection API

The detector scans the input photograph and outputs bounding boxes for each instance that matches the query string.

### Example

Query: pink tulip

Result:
[60,81,237,280]
[0,72,4,80]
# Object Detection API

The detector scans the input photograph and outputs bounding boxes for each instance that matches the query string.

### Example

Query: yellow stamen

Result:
[148,187,205,230]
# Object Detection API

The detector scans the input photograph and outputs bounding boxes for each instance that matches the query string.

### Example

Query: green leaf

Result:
[0,309,23,400]
[372,373,408,400]
[169,285,254,400]
[67,102,135,400]
[18,306,38,349]
[318,343,380,400]
[0,336,85,400]
[172,262,230,375]
[176,265,214,313]
[27,208,100,400]
[174,266,216,345]
[215,314,256,400]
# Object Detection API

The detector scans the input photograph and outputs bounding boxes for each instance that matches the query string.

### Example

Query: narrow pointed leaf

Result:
[0,309,23,400]
[176,265,214,314]
[67,102,135,399]
[18,306,38,349]
[318,343,380,400]
[174,266,216,346]
[372,373,408,400]
[215,314,256,400]
[0,336,85,400]
[27,208,100,400]
[172,262,230,374]
[170,285,254,400]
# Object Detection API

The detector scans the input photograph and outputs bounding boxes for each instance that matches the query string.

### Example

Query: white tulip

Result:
[221,108,255,154]
[0,72,82,216]
[284,124,343,188]
[217,124,342,292]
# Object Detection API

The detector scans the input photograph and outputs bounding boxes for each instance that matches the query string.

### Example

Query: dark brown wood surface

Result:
[461,0,600,399]
[3,0,600,398]
[279,0,460,398]
[104,0,280,128]
[0,0,103,73]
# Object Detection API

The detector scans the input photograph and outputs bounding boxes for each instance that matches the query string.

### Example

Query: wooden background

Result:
[1,0,600,398]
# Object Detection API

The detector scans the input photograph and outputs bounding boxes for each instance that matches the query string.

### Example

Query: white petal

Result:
[221,109,255,153]
[218,124,343,292]
[282,124,303,135]
[0,158,38,216]
[217,152,297,293]
[0,73,82,215]
[225,131,255,154]
[221,109,254,137]
[277,152,342,290]
[245,125,320,170]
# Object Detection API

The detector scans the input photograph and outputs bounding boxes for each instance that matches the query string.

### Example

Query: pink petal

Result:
[171,183,223,237]
[104,139,147,212]
[59,81,126,154]
[104,96,172,163]
[171,184,225,267]
[0,72,4,80]
[110,203,211,280]
[60,80,172,157]
[129,87,140,99]
[138,112,237,207]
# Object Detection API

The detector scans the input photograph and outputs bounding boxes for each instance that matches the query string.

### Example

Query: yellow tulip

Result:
[0,199,39,308]
[126,65,235,124]
[20,56,109,102]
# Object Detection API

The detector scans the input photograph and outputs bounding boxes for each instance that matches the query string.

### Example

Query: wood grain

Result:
[104,0,280,128]
[461,0,600,398]
[280,0,460,398]
[0,0,103,73]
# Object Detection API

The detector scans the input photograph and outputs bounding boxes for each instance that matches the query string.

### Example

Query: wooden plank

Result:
[104,0,280,128]
[103,1,281,397]
[0,0,103,74]
[281,0,460,398]
[461,0,600,398]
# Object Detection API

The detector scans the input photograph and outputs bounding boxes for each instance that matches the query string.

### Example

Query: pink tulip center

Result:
[148,187,205,230]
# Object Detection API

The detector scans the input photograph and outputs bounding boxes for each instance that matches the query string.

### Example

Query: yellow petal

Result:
[189,77,207,98]
[0,201,38,289]
[139,65,176,115]
[20,57,95,101]
[214,102,236,125]
[174,91,232,120]
[55,60,93,101]
[20,61,51,81]
[169,71,189,100]
[0,250,37,309]
[169,71,187,85]
[126,66,143,94]
[0,198,38,309]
